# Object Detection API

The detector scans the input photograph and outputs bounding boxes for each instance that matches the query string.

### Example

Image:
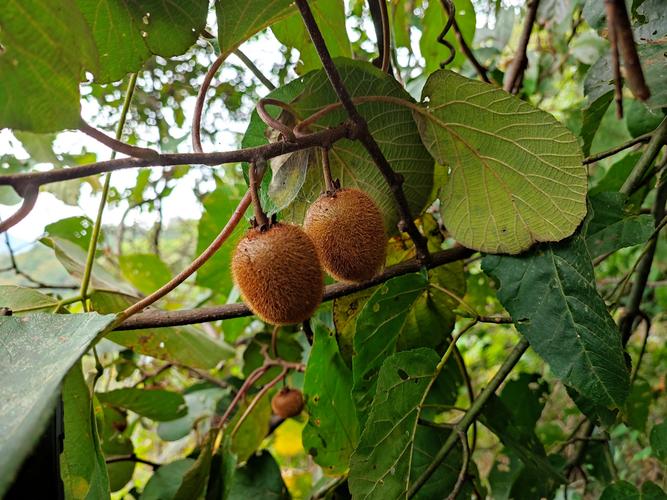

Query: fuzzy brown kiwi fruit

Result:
[271,387,304,418]
[304,188,387,283]
[231,223,324,325]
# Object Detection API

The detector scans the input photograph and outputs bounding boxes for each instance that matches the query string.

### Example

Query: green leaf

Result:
[60,362,110,500]
[420,0,476,72]
[482,229,631,408]
[195,186,247,293]
[242,332,304,385]
[351,271,460,424]
[0,312,114,497]
[230,391,272,463]
[479,395,564,487]
[415,69,586,254]
[99,406,134,492]
[76,0,209,83]
[91,291,234,369]
[158,387,228,441]
[272,0,351,74]
[302,324,359,474]
[41,236,136,295]
[642,481,667,500]
[243,59,434,231]
[585,42,667,111]
[96,388,187,422]
[227,450,290,500]
[625,100,665,138]
[0,0,97,132]
[586,192,655,258]
[173,431,215,500]
[119,253,172,295]
[215,0,295,57]
[44,216,99,251]
[651,422,667,462]
[601,481,641,500]
[348,348,461,499]
[581,91,613,156]
[0,286,58,311]
[623,377,652,431]
[141,458,195,500]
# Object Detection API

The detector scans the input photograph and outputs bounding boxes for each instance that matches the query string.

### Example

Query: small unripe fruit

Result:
[271,387,304,419]
[304,188,387,283]
[231,223,324,325]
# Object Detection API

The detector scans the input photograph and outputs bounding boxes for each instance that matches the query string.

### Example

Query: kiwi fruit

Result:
[304,188,387,283]
[271,387,304,419]
[231,223,324,325]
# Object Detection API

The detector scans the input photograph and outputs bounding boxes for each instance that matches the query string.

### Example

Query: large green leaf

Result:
[415,70,586,254]
[586,192,654,259]
[651,422,667,462]
[585,42,667,111]
[351,271,458,424]
[44,216,99,252]
[243,59,434,231]
[91,291,235,369]
[0,286,58,311]
[601,480,667,500]
[96,388,187,421]
[119,253,173,295]
[76,0,209,83]
[215,0,295,57]
[60,363,110,500]
[0,312,114,497]
[0,0,97,132]
[348,348,463,499]
[272,0,351,74]
[482,229,630,408]
[141,458,195,500]
[580,91,613,156]
[195,186,248,293]
[230,391,272,463]
[302,324,359,474]
[227,450,290,499]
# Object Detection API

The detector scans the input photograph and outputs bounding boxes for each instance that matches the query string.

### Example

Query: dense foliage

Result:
[0,0,666,498]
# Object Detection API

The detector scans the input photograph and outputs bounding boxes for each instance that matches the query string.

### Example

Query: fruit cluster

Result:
[231,188,387,326]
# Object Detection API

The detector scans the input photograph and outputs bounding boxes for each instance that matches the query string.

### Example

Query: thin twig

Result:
[0,184,38,234]
[105,454,161,468]
[604,0,650,101]
[503,0,541,94]
[407,338,530,498]
[605,5,625,119]
[79,119,158,159]
[230,367,287,437]
[446,431,470,500]
[583,133,653,164]
[114,245,474,330]
[113,190,252,325]
[441,0,490,83]
[256,98,299,141]
[233,48,276,90]
[621,116,667,195]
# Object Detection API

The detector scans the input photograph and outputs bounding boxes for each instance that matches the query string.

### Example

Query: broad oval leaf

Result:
[142,458,196,500]
[96,388,187,422]
[0,0,98,132]
[482,229,630,408]
[302,324,359,474]
[0,312,115,497]
[348,348,464,499]
[415,70,587,254]
[243,59,434,231]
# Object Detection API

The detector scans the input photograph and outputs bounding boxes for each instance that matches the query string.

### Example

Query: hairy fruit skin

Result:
[271,387,304,419]
[304,188,387,283]
[231,223,324,325]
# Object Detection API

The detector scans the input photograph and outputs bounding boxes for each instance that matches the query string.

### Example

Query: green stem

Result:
[621,116,667,195]
[408,337,530,498]
[79,73,138,310]
[12,294,82,314]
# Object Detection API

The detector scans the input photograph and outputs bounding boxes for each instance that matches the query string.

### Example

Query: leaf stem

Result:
[80,73,138,310]
[408,337,530,498]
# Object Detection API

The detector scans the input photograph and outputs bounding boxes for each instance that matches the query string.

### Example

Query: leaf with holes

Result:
[482,229,630,408]
[415,70,586,254]
[348,348,464,499]
[302,324,359,474]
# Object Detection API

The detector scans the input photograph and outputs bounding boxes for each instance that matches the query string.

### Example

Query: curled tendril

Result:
[437,0,457,68]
